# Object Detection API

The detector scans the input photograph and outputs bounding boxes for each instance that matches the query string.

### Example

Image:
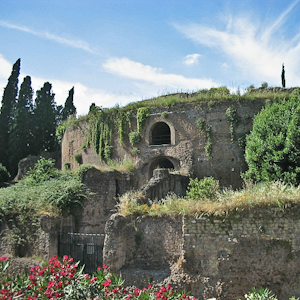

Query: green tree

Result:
[0,163,10,187]
[62,87,76,120]
[8,76,34,177]
[32,82,59,154]
[0,58,20,168]
[244,89,300,184]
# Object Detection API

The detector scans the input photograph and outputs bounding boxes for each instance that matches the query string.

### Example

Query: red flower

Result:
[102,279,112,287]
[0,256,8,262]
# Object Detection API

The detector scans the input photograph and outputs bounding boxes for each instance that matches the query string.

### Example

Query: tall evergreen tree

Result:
[32,82,59,154]
[62,87,76,120]
[8,76,33,177]
[0,58,20,168]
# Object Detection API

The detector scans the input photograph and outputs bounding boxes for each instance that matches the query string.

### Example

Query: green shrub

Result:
[186,177,219,200]
[0,161,89,253]
[244,89,300,184]
[0,163,10,186]
[129,131,141,146]
[26,157,59,185]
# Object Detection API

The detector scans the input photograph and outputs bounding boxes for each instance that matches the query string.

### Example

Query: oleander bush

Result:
[0,255,196,300]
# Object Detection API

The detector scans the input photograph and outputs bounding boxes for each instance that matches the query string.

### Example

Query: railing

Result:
[59,232,104,274]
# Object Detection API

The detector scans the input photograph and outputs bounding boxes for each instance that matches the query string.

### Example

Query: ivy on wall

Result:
[226,107,239,142]
[197,117,212,159]
[87,106,150,162]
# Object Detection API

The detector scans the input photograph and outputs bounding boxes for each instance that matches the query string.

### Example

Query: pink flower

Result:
[102,279,112,287]
[89,276,97,283]
[103,264,108,269]
[63,255,68,261]
[0,256,8,262]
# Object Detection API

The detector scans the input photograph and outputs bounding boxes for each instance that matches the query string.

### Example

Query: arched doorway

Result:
[150,122,171,145]
[148,156,178,179]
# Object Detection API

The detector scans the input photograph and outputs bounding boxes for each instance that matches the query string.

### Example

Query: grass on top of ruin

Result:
[117,180,300,217]
[63,87,293,129]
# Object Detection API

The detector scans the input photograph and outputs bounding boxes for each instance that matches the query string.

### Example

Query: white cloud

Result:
[0,55,136,116]
[184,53,201,65]
[103,57,218,90]
[174,0,300,87]
[0,21,98,54]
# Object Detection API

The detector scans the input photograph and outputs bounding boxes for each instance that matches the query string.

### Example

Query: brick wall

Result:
[103,207,300,299]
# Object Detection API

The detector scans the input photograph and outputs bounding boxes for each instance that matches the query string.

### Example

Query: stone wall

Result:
[62,99,266,190]
[103,207,300,300]
[141,168,189,201]
[0,215,60,260]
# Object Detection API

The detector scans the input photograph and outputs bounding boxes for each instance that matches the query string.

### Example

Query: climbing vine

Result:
[117,110,132,147]
[86,105,149,162]
[137,107,150,133]
[226,107,239,142]
[197,118,212,159]
[88,112,114,161]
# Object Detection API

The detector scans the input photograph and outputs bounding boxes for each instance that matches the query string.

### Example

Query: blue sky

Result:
[1,0,300,115]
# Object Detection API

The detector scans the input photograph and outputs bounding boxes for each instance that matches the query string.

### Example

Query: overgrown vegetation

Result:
[0,255,195,300]
[0,158,90,255]
[186,177,219,200]
[225,106,239,142]
[0,163,10,187]
[60,86,293,165]
[196,118,212,158]
[244,88,300,184]
[117,178,300,217]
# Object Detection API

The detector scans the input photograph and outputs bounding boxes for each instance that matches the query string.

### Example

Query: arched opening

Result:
[148,157,176,179]
[151,122,171,145]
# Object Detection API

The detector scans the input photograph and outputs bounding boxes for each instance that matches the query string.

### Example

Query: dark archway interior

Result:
[151,122,171,145]
[153,158,174,170]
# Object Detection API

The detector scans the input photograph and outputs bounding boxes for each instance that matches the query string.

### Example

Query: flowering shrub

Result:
[0,255,197,300]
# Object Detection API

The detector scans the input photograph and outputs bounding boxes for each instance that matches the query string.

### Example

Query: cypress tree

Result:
[62,87,76,120]
[0,58,20,168]
[8,76,34,177]
[32,82,58,154]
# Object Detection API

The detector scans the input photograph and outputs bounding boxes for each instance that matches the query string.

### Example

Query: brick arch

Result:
[150,122,171,145]
[145,119,176,146]
[148,156,180,179]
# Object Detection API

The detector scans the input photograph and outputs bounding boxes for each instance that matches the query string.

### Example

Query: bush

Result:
[186,177,219,200]
[26,157,58,185]
[0,163,10,186]
[244,89,300,184]
[0,255,197,300]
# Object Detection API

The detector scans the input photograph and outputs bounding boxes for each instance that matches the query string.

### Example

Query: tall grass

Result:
[117,181,300,217]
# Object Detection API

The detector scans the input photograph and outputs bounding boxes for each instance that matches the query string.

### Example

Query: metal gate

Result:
[59,232,105,274]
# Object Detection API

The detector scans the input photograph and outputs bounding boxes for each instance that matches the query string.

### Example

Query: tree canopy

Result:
[8,76,34,176]
[62,87,76,120]
[0,58,20,169]
[244,89,300,184]
[0,59,77,178]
